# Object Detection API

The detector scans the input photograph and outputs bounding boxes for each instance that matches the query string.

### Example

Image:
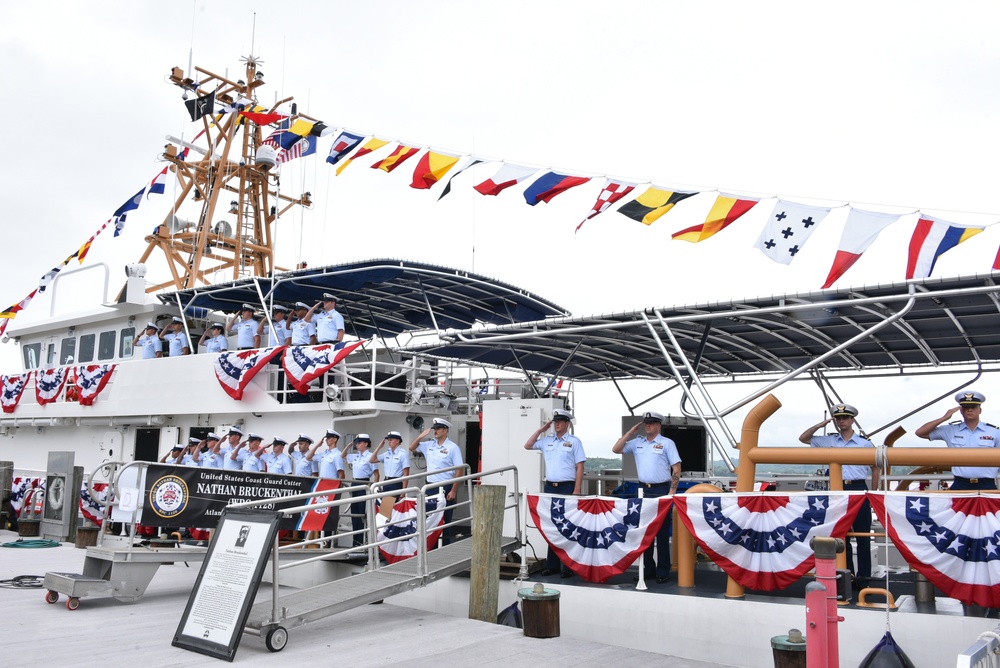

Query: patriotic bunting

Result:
[672,194,758,243]
[410,150,461,190]
[821,208,902,288]
[473,163,538,196]
[296,478,343,531]
[371,144,420,173]
[869,493,1000,608]
[283,340,367,395]
[1,373,31,413]
[35,367,69,406]
[753,200,831,265]
[75,364,116,406]
[577,179,636,231]
[9,477,43,516]
[905,215,984,280]
[213,346,286,400]
[80,482,108,526]
[522,171,591,206]
[672,493,865,590]
[618,186,697,225]
[527,493,672,583]
[377,493,446,563]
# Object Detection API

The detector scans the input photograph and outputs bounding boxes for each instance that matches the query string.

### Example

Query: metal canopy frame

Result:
[158,258,568,340]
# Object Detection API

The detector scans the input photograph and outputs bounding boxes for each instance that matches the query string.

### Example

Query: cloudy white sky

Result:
[1,1,998,458]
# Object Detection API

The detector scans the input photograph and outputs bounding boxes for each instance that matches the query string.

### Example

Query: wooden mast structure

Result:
[136,56,313,292]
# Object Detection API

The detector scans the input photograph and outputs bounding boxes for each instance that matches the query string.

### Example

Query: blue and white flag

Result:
[213,347,285,400]
[870,493,1000,607]
[113,187,146,237]
[673,492,864,590]
[528,494,672,583]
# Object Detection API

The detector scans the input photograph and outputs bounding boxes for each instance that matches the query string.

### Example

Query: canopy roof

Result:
[160,259,568,339]
[402,274,1000,383]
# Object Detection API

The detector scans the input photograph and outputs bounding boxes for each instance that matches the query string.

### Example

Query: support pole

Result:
[468,484,504,623]
[807,536,844,668]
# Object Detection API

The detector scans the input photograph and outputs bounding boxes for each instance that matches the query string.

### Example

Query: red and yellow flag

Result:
[336,138,389,175]
[410,151,460,189]
[672,195,758,243]
[371,144,420,173]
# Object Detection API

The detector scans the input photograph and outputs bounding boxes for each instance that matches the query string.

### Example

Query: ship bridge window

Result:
[98,331,115,361]
[46,342,56,366]
[119,327,135,359]
[60,337,76,365]
[22,343,41,370]
[78,334,95,363]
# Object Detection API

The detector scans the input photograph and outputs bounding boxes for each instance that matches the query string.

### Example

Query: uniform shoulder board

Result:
[948,420,963,425]
[986,423,998,429]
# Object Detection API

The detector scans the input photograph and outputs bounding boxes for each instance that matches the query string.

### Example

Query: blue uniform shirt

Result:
[268,452,293,474]
[417,439,463,484]
[242,455,266,473]
[315,309,345,343]
[347,451,376,479]
[376,446,410,478]
[532,433,586,482]
[205,334,228,353]
[265,319,290,347]
[163,332,188,356]
[622,434,681,484]
[811,432,873,481]
[230,317,258,348]
[137,334,162,359]
[929,421,1000,479]
[318,449,345,479]
[289,319,316,345]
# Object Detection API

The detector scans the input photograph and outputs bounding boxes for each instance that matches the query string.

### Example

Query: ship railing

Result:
[956,622,1000,668]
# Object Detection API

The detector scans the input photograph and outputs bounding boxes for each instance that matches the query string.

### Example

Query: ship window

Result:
[98,331,115,360]
[46,343,56,366]
[78,334,95,363]
[119,328,135,358]
[22,343,41,370]
[60,337,76,365]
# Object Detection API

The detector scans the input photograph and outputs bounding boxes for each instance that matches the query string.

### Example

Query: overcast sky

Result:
[2,1,998,458]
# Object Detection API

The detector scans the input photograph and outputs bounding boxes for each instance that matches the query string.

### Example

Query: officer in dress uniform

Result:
[523,408,586,577]
[227,304,260,350]
[799,403,878,585]
[133,323,163,359]
[242,437,272,473]
[160,445,184,465]
[305,293,349,399]
[191,433,222,468]
[409,418,464,545]
[266,438,293,474]
[180,437,201,466]
[916,391,1000,490]
[159,317,190,356]
[288,303,317,346]
[370,431,410,493]
[258,304,291,347]
[613,411,681,584]
[200,323,229,353]
[291,434,317,476]
[306,430,346,480]
[346,434,379,546]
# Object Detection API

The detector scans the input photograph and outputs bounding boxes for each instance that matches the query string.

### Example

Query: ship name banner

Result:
[141,464,340,530]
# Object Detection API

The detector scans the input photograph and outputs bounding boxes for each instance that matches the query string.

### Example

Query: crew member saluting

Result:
[523,408,586,577]
[916,391,1000,490]
[613,411,681,584]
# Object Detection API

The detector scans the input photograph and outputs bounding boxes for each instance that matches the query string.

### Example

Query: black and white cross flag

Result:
[753,199,831,265]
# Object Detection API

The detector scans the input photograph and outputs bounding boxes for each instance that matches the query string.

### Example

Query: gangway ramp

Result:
[245,535,519,633]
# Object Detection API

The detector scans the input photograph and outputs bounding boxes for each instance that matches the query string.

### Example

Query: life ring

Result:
[48,478,65,515]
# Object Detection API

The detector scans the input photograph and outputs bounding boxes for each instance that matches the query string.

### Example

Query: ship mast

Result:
[136,56,312,292]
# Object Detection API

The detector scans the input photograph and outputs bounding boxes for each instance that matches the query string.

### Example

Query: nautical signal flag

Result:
[577,179,636,232]
[522,171,591,206]
[288,119,316,137]
[437,158,485,200]
[821,209,902,288]
[146,166,168,199]
[184,90,215,121]
[239,110,288,126]
[337,138,388,175]
[326,131,365,167]
[113,187,146,237]
[905,215,984,279]
[617,186,697,225]
[753,200,831,265]
[994,244,1000,271]
[371,144,420,173]
[410,151,460,190]
[672,194,758,243]
[474,163,538,196]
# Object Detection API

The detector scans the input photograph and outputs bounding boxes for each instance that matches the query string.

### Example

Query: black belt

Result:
[546,480,574,487]
[843,480,868,486]
[238,346,254,350]
[956,476,984,483]
[640,482,670,488]
[354,477,370,481]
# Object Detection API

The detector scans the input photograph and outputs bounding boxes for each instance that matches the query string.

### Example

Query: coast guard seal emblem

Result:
[149,475,188,519]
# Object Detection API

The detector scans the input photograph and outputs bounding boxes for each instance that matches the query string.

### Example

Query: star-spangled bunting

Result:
[672,493,865,590]
[35,367,69,406]
[1,373,31,413]
[213,346,286,400]
[576,178,636,231]
[377,493,446,563]
[527,493,672,583]
[869,493,1000,607]
[80,482,108,526]
[282,340,367,395]
[75,364,116,406]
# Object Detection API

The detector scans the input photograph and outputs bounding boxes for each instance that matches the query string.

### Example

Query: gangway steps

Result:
[246,535,518,632]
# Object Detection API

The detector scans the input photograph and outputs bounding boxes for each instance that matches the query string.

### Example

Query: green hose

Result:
[1,539,61,548]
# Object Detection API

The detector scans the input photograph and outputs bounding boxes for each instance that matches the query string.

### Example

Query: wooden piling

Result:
[468,484,505,623]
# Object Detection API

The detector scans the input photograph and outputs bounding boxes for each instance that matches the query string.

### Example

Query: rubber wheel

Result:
[265,626,287,652]
[45,590,59,604]
[66,597,81,611]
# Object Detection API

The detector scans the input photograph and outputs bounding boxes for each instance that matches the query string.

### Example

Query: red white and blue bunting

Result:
[672,493,865,590]
[283,340,367,395]
[79,482,108,526]
[869,493,1000,608]
[213,346,285,400]
[1,373,31,413]
[527,493,672,583]
[376,494,446,563]
[34,367,69,406]
[75,364,116,406]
